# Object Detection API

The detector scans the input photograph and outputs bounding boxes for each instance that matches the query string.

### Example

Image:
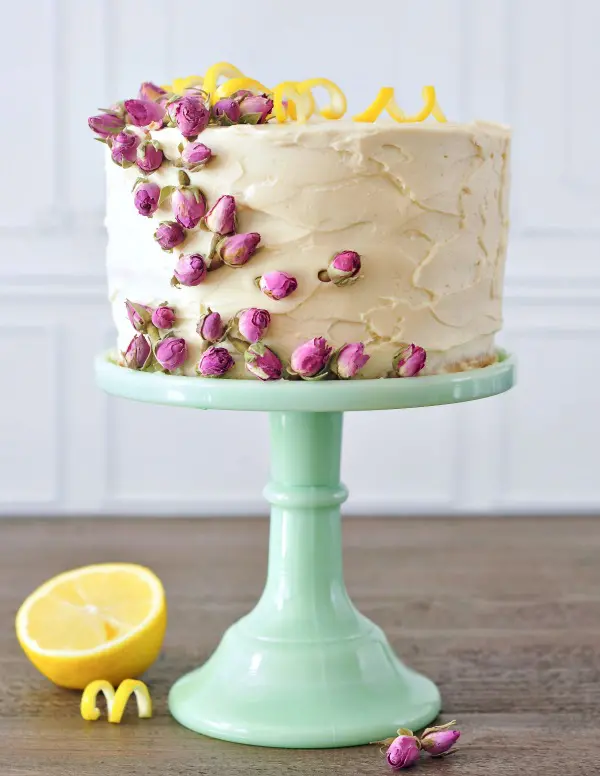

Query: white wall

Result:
[1,0,599,516]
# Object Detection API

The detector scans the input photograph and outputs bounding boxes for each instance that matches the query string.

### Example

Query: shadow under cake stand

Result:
[95,350,515,749]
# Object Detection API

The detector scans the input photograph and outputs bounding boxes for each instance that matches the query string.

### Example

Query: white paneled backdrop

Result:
[1,0,599,516]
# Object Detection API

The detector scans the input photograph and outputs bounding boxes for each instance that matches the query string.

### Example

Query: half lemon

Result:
[15,563,166,689]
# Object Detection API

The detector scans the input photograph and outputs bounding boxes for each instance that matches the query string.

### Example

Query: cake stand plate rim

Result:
[94,349,515,412]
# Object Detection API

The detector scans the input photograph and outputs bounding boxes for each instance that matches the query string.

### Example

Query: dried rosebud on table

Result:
[419,720,460,757]
[386,734,421,770]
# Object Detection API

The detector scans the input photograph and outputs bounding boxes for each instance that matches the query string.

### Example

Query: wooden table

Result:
[0,517,598,775]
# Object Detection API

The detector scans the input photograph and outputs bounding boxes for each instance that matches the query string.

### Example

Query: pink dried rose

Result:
[204,195,236,235]
[123,334,151,370]
[138,82,168,102]
[172,186,207,229]
[155,337,188,371]
[110,130,140,167]
[172,253,207,287]
[217,233,261,267]
[197,346,235,377]
[290,337,332,378]
[151,305,175,330]
[88,112,125,137]
[386,735,421,771]
[180,141,212,171]
[213,97,241,124]
[197,310,226,343]
[136,139,164,173]
[332,342,370,379]
[393,344,426,377]
[133,180,160,217]
[125,300,152,332]
[321,250,362,286]
[245,342,283,381]
[419,720,460,757]
[168,94,210,138]
[237,308,271,343]
[124,98,165,128]
[258,271,298,300]
[154,221,185,252]
[238,93,274,124]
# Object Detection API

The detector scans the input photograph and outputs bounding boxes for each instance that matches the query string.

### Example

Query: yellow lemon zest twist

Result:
[354,86,446,123]
[203,62,246,104]
[297,78,347,120]
[273,81,315,123]
[81,679,153,723]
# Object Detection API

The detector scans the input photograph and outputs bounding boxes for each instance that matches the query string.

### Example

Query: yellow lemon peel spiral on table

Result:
[161,61,446,123]
[81,679,153,723]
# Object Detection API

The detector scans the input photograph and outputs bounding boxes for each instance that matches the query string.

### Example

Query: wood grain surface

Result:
[1,517,599,775]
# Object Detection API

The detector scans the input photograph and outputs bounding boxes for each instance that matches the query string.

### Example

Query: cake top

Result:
[88,60,455,141]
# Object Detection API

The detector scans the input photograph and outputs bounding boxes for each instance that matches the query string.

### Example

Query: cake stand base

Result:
[96,351,515,748]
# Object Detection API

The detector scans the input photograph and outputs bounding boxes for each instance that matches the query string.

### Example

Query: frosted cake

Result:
[89,64,511,381]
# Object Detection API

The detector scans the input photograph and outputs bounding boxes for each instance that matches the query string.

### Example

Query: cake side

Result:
[106,119,511,378]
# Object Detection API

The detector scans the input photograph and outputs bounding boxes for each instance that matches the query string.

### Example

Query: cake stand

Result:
[95,351,514,749]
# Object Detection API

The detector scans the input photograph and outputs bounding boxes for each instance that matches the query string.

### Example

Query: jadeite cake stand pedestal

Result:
[95,350,514,749]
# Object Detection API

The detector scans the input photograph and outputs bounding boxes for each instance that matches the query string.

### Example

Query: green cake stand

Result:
[95,350,515,749]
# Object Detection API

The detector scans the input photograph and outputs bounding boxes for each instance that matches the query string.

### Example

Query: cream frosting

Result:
[106,119,511,378]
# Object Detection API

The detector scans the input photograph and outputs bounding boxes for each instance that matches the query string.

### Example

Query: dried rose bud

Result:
[386,735,421,771]
[393,344,426,377]
[323,250,361,286]
[237,308,271,343]
[123,334,151,370]
[421,730,460,756]
[245,342,283,381]
[197,310,226,343]
[332,342,369,379]
[217,233,261,267]
[290,337,332,378]
[136,139,164,173]
[258,271,298,300]
[124,98,166,128]
[172,253,207,287]
[154,221,185,252]
[125,300,152,331]
[169,94,210,138]
[155,336,187,371]
[110,130,140,167]
[133,180,160,217]
[181,141,212,171]
[213,97,241,124]
[238,93,274,124]
[151,305,175,330]
[204,195,236,235]
[197,346,235,377]
[138,82,167,102]
[172,186,207,229]
[88,112,124,137]
[419,720,460,756]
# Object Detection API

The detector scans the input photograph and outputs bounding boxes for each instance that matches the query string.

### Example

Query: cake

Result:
[89,65,511,381]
